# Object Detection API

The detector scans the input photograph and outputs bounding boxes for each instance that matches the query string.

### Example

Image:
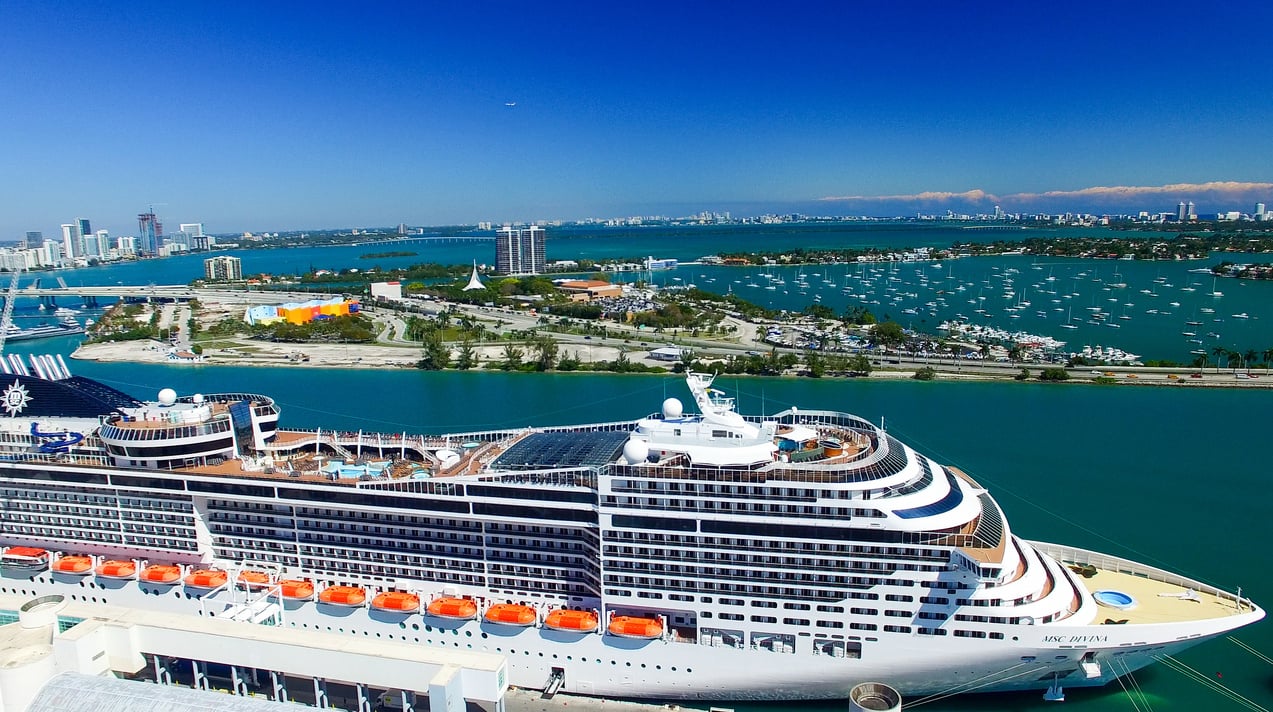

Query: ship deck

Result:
[1073,565,1247,626]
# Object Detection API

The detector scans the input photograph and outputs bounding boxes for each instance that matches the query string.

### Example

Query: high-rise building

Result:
[60,224,77,259]
[75,218,91,255]
[138,210,162,254]
[495,225,546,275]
[42,240,63,266]
[1256,203,1266,221]
[24,231,41,248]
[116,236,136,255]
[1176,202,1187,221]
[204,255,243,281]
[1186,201,1196,221]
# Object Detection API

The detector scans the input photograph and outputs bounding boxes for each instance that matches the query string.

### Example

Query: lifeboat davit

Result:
[318,585,367,607]
[372,591,421,613]
[140,564,182,585]
[2,546,49,569]
[426,597,478,620]
[608,615,663,639]
[544,609,599,633]
[184,569,229,590]
[52,554,94,575]
[95,560,137,579]
[484,603,537,627]
[276,579,315,601]
[237,570,274,590]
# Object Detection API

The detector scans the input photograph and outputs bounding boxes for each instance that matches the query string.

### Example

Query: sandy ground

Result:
[72,338,632,370]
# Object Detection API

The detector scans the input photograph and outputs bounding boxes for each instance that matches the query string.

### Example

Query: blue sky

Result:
[3,1,1272,236]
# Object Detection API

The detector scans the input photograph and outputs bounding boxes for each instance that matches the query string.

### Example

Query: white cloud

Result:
[819,181,1273,205]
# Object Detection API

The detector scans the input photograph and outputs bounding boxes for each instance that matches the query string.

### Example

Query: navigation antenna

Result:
[0,267,22,354]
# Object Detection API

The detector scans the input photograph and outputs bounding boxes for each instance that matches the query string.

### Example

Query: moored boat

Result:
[318,585,366,607]
[544,608,599,633]
[371,591,421,613]
[484,603,537,627]
[426,597,478,620]
[607,615,663,639]
[51,554,94,575]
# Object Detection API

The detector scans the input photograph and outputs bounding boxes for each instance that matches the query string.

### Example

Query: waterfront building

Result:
[42,239,64,267]
[370,281,403,301]
[1175,202,1187,221]
[1186,201,1196,221]
[24,231,41,248]
[1256,203,1266,220]
[203,255,242,281]
[137,210,162,254]
[75,218,91,256]
[116,236,136,255]
[83,233,101,260]
[495,225,545,275]
[558,279,622,302]
[60,224,77,260]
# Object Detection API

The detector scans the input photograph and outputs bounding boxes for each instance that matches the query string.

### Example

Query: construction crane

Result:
[0,267,22,353]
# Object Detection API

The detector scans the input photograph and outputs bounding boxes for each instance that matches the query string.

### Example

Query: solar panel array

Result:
[493,431,630,471]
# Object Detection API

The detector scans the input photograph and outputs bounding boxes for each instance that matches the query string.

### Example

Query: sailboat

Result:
[1210,276,1224,297]
[1060,305,1078,329]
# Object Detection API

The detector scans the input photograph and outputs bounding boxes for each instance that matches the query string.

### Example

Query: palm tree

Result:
[1211,346,1229,372]
[1263,347,1273,375]
[1244,349,1258,375]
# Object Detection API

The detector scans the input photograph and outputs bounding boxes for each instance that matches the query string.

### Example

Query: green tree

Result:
[848,353,872,376]
[455,339,476,370]
[417,332,451,370]
[912,366,937,381]
[500,343,524,371]
[1038,367,1070,382]
[804,350,826,378]
[531,335,558,372]
[871,320,906,347]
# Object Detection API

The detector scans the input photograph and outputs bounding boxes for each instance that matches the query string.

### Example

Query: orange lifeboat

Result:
[95,560,137,579]
[276,579,315,601]
[184,568,229,590]
[318,585,367,607]
[608,615,663,639]
[484,603,537,627]
[2,546,49,568]
[237,570,274,590]
[426,597,478,620]
[52,554,94,575]
[140,564,182,584]
[544,609,599,633]
[372,591,421,613]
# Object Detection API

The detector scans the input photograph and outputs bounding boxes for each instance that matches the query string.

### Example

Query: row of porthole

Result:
[288,621,689,673]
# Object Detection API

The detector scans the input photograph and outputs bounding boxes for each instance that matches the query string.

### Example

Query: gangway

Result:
[542,668,565,698]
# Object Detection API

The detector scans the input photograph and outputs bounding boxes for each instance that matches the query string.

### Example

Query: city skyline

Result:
[2,2,1272,236]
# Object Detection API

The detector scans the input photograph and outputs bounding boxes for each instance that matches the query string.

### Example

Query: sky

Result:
[3,1,1272,236]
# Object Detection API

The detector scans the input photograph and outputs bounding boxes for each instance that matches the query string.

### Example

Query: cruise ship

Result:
[0,354,1262,701]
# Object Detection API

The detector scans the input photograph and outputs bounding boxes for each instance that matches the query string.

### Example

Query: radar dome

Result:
[192,394,205,404]
[662,398,683,419]
[622,439,650,465]
[157,388,178,406]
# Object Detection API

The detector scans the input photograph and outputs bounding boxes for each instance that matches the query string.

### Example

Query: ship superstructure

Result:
[0,357,1261,701]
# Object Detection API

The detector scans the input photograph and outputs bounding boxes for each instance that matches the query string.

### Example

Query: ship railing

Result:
[0,452,112,467]
[1029,540,1254,612]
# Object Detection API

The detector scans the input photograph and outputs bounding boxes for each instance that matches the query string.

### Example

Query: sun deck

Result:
[1032,540,1258,626]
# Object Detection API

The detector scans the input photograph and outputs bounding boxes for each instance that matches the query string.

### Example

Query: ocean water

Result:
[11,347,1266,712]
